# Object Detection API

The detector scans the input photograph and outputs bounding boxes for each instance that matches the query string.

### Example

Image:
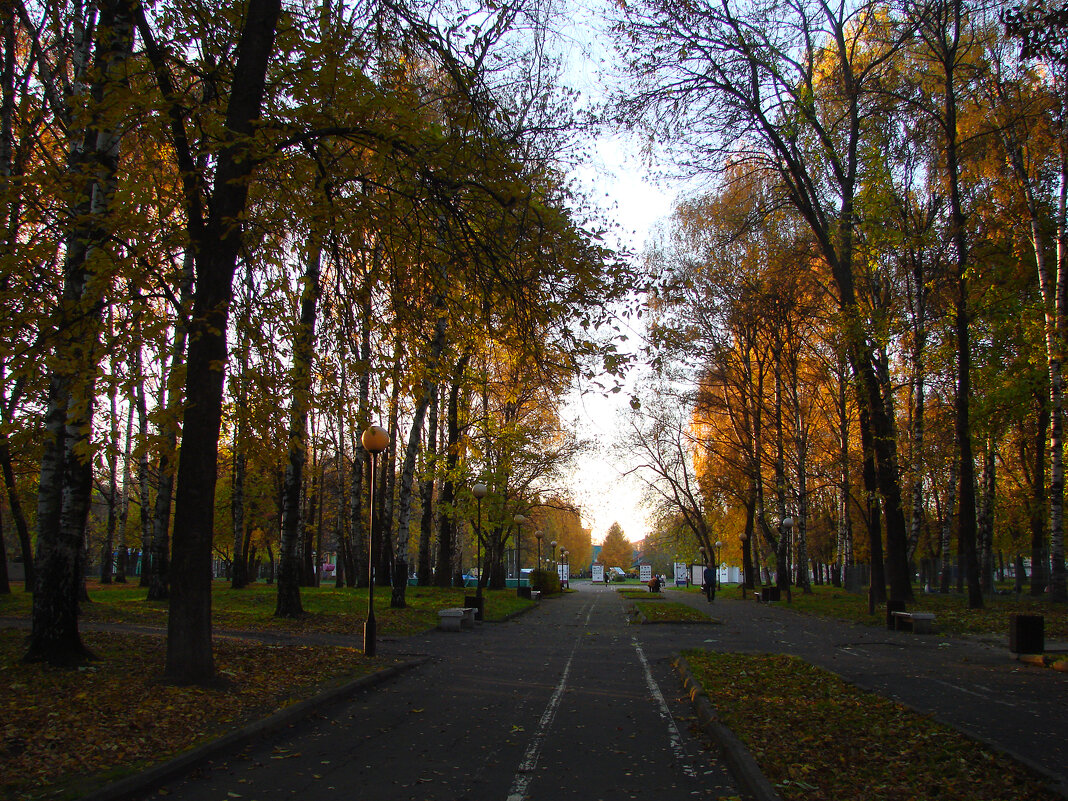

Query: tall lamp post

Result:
[715,540,723,589]
[361,425,390,657]
[535,531,543,572]
[740,532,749,599]
[473,483,488,617]
[551,539,557,566]
[513,514,527,596]
[782,517,794,603]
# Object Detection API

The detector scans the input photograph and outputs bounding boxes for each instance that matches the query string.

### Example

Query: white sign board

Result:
[674,562,689,586]
[639,564,653,582]
[592,564,605,583]
[691,564,704,586]
[557,563,570,585]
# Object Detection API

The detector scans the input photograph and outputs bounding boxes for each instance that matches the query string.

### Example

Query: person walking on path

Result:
[703,564,715,602]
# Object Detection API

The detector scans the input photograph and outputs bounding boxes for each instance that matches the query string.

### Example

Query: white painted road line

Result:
[504,600,592,801]
[632,636,698,779]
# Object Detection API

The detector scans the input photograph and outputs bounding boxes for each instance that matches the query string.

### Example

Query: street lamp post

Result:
[361,425,390,657]
[513,514,527,596]
[740,532,749,599]
[473,483,488,618]
[551,539,557,565]
[535,531,543,572]
[782,517,794,603]
[715,540,723,590]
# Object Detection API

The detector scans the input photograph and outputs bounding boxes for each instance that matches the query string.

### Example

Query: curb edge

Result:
[674,655,784,801]
[78,658,428,801]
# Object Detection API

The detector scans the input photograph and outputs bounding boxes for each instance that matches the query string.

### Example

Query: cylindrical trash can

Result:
[464,594,485,621]
[1009,614,1044,654]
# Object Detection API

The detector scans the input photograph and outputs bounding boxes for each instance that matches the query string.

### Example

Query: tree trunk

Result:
[435,353,470,587]
[859,407,886,604]
[276,234,323,618]
[742,495,755,589]
[102,374,120,585]
[231,317,249,590]
[1032,397,1049,594]
[114,399,133,585]
[997,78,1067,602]
[773,354,790,592]
[0,431,32,591]
[27,0,134,666]
[979,437,996,594]
[146,250,193,601]
[417,387,439,586]
[939,460,957,592]
[0,506,9,593]
[836,350,853,574]
[0,0,32,594]
[391,309,448,608]
[134,331,153,586]
[162,0,284,684]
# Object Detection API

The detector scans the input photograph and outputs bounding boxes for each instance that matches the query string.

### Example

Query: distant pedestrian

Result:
[703,565,714,602]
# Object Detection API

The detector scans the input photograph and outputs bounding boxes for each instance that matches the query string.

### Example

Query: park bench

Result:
[890,610,936,634]
[437,607,476,632]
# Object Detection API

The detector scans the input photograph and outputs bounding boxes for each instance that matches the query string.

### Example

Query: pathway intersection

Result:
[118,581,1068,801]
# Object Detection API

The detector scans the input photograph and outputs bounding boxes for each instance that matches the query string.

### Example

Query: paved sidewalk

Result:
[125,583,736,801]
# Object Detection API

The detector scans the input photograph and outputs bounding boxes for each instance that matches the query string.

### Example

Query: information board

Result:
[592,564,605,583]
[674,562,689,586]
[557,563,570,587]
[639,564,653,582]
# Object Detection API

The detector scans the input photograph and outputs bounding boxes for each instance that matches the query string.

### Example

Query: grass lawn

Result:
[619,589,666,600]
[631,600,713,623]
[682,651,1059,801]
[0,580,533,635]
[716,582,1068,640]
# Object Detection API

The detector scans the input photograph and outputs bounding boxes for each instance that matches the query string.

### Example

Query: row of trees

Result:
[1,0,632,683]
[612,0,1068,607]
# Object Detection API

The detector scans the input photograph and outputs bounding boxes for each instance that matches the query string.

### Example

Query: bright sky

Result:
[550,0,680,548]
[566,137,676,547]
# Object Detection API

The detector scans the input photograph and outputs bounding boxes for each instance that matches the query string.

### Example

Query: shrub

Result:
[531,569,562,595]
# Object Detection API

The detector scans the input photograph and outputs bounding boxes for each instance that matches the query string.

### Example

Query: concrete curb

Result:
[674,655,784,801]
[78,658,427,801]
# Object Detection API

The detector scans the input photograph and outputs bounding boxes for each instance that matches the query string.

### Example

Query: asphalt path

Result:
[142,582,737,801]
[116,581,1068,801]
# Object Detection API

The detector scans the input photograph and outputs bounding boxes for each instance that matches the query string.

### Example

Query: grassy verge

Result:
[619,589,665,600]
[682,651,1058,801]
[0,581,533,635]
[716,583,1068,640]
[632,600,713,623]
[1,629,383,801]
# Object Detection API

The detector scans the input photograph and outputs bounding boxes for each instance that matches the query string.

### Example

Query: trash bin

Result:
[464,594,485,621]
[1009,614,1044,654]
